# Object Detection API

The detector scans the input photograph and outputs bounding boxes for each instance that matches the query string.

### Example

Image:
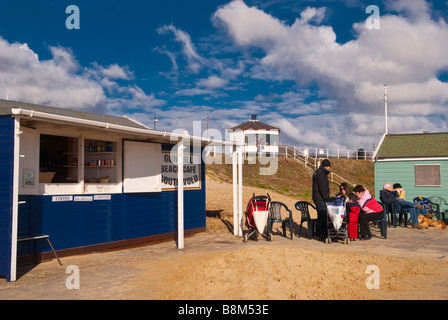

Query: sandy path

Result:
[1,177,447,300]
[120,178,448,300]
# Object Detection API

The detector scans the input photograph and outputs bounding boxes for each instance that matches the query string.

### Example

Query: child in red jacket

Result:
[346,193,360,241]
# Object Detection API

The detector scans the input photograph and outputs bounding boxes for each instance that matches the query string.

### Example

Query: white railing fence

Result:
[278,145,373,161]
[277,145,366,187]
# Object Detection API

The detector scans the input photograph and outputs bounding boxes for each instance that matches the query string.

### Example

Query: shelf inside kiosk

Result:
[39,134,78,184]
[84,139,117,184]
[39,135,117,184]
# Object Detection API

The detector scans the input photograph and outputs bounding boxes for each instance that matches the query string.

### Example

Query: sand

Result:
[2,177,447,300]
[124,246,443,300]
[120,177,448,300]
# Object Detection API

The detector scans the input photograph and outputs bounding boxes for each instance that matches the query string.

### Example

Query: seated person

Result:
[336,182,352,200]
[354,185,384,240]
[393,183,406,200]
[414,196,436,218]
[380,182,422,229]
[394,183,430,217]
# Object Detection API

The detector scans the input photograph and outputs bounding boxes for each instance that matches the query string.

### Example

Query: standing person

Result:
[312,159,331,240]
[354,185,384,240]
[346,193,360,241]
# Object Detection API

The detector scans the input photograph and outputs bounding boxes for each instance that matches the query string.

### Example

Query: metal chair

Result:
[294,201,317,239]
[268,201,293,239]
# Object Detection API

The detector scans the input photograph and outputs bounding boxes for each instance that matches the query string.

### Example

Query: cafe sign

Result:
[161,151,201,190]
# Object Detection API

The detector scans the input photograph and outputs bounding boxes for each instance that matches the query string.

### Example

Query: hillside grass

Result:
[206,157,374,202]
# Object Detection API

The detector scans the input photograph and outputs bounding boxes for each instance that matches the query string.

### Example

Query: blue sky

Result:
[0,0,447,150]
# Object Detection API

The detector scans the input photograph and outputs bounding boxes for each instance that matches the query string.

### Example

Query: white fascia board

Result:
[376,157,448,162]
[11,108,241,147]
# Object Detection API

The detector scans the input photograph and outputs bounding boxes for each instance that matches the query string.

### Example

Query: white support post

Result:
[238,145,243,236]
[79,135,85,194]
[177,140,184,249]
[10,118,20,281]
[232,147,238,236]
[384,84,388,135]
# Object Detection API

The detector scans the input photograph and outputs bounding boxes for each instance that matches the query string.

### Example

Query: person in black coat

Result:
[312,159,331,239]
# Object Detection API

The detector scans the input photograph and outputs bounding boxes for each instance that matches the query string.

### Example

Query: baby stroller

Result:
[325,197,349,244]
[243,193,273,242]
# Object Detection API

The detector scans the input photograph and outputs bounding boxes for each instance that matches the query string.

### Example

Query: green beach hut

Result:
[373,132,448,218]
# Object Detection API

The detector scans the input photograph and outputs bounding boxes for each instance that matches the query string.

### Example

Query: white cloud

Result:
[157,24,204,73]
[99,63,134,80]
[0,36,164,114]
[300,7,326,24]
[156,24,246,97]
[0,38,104,109]
[175,88,213,96]
[213,0,287,49]
[385,0,431,22]
[197,76,229,89]
[212,0,448,147]
[214,0,448,111]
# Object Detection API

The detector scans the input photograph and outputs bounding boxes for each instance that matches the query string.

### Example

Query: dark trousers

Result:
[314,200,327,238]
[359,210,384,237]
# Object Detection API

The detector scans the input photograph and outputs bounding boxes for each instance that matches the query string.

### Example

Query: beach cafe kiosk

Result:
[0,99,244,282]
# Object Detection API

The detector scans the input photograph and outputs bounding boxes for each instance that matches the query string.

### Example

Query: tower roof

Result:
[230,114,280,132]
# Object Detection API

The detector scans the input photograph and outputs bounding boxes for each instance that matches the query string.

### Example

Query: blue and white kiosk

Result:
[0,99,243,281]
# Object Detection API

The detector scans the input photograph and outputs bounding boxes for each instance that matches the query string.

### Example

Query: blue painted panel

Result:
[16,147,207,255]
[0,116,14,280]
[20,194,125,251]
[123,192,170,238]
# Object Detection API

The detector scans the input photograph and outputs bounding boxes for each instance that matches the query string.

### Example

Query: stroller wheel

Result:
[243,233,248,242]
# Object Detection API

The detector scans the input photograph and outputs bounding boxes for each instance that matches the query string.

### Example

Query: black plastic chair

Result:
[428,196,447,222]
[382,202,397,227]
[413,196,441,220]
[294,201,317,239]
[382,198,408,227]
[398,210,409,227]
[268,201,293,239]
[377,202,388,239]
